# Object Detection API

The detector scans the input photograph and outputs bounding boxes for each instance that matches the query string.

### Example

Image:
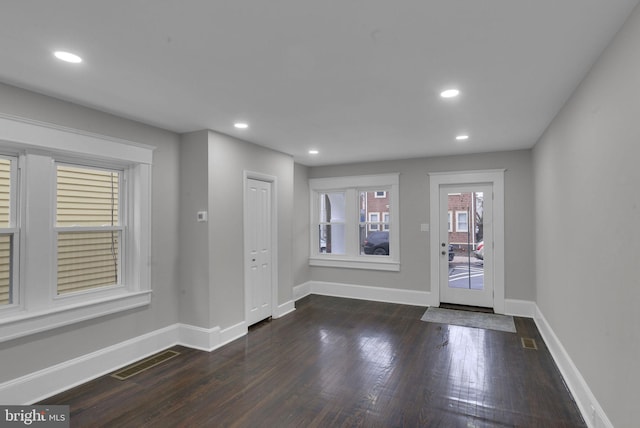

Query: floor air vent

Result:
[111,350,180,380]
[521,337,538,350]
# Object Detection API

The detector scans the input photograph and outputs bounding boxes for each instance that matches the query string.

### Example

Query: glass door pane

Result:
[447,191,485,291]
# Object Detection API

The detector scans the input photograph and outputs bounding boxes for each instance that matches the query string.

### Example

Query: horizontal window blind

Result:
[57,166,119,227]
[0,159,12,305]
[57,231,119,294]
[56,165,121,295]
[0,235,10,305]
[0,159,9,227]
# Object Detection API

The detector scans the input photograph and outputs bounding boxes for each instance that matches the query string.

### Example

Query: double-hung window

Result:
[310,174,399,271]
[0,156,17,307]
[0,114,153,342]
[56,164,123,295]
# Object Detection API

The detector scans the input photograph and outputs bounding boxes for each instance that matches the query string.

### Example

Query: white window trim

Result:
[447,211,453,232]
[309,173,399,271]
[455,211,469,232]
[0,155,19,312]
[374,191,386,198]
[0,113,153,343]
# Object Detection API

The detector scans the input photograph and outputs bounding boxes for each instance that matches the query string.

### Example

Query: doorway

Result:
[244,177,274,325]
[428,170,505,313]
[439,184,493,307]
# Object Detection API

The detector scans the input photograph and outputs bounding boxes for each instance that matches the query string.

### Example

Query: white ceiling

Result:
[0,1,638,166]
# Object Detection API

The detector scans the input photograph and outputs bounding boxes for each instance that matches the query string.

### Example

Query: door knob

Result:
[441,250,446,255]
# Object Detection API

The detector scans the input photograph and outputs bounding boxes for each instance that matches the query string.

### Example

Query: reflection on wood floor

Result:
[41,295,585,427]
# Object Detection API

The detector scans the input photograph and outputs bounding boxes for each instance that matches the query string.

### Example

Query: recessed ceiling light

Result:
[440,88,460,98]
[456,135,469,141]
[234,122,249,129]
[53,51,82,63]
[308,150,319,155]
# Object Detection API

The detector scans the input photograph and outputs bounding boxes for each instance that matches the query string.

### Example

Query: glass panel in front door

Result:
[448,191,485,291]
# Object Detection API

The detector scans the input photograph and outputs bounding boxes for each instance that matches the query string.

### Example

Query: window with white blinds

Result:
[0,114,153,342]
[56,165,123,295]
[0,158,15,306]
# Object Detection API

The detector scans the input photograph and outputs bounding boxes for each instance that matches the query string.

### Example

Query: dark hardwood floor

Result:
[41,295,585,427]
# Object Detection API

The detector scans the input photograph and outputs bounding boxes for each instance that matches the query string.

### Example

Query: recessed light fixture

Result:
[440,88,460,98]
[53,51,82,64]
[308,150,319,155]
[234,122,249,129]
[456,135,469,141]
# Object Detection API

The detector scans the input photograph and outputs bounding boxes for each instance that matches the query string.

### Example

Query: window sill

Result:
[0,290,152,343]
[309,256,400,271]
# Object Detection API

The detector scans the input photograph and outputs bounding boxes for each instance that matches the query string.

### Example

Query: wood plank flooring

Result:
[41,295,585,427]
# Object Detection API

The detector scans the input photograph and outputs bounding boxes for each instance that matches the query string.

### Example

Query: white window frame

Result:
[0,155,19,310]
[447,211,453,232]
[317,191,347,255]
[0,113,153,343]
[309,174,399,271]
[54,162,125,297]
[456,211,469,233]
[374,191,386,198]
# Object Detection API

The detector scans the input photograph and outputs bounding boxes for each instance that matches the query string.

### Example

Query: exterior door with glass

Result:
[439,184,493,308]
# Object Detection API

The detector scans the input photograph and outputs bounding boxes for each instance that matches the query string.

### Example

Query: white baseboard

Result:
[219,321,247,348]
[534,306,611,428]
[274,300,295,318]
[296,280,430,307]
[0,320,253,405]
[299,284,535,315]
[177,323,222,351]
[504,298,536,318]
[293,281,311,301]
[0,324,180,405]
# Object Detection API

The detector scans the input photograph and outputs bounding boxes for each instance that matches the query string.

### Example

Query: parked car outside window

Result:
[363,231,389,255]
[474,241,484,260]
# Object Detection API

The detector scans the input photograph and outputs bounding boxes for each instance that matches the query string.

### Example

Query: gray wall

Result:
[293,163,311,286]
[533,4,640,427]
[208,131,294,328]
[209,131,293,328]
[178,130,211,327]
[177,130,295,330]
[305,149,535,301]
[0,83,181,382]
